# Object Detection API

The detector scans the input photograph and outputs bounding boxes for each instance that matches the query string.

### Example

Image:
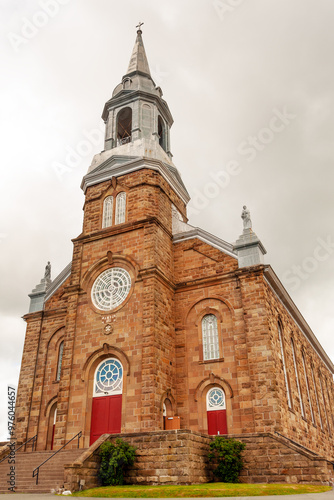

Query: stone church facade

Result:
[14,28,334,485]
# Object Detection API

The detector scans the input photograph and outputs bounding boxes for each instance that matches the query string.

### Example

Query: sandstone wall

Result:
[64,430,334,492]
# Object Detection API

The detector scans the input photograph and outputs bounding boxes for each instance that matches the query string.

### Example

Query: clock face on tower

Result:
[91,267,131,311]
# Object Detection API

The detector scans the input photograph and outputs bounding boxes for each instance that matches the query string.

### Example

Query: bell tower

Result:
[81,25,189,233]
[14,25,191,452]
[56,25,190,443]
[101,25,173,158]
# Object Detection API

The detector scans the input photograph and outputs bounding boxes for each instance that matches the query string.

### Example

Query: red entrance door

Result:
[207,409,227,435]
[90,394,122,445]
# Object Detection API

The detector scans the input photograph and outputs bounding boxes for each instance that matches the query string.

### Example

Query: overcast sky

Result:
[1,0,334,441]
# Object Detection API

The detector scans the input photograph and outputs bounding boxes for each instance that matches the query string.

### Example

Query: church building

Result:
[11,27,334,487]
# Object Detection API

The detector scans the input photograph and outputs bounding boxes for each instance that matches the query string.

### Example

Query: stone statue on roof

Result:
[241,205,252,230]
[44,261,51,280]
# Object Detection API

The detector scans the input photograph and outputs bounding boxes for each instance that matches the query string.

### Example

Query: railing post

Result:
[32,431,82,485]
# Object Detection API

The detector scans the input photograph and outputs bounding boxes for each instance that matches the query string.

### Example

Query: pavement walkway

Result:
[0,488,332,500]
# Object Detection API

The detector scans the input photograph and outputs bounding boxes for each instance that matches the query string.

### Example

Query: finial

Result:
[136,21,144,33]
[241,205,252,230]
[44,261,51,280]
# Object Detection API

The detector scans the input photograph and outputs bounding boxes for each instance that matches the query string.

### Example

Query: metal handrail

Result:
[32,431,82,485]
[0,434,37,464]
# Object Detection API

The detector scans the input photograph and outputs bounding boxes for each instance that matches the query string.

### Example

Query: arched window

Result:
[311,363,323,429]
[319,371,330,435]
[202,314,219,361]
[207,388,226,411]
[158,115,166,151]
[102,196,113,228]
[94,358,123,397]
[291,338,305,418]
[277,323,292,408]
[115,192,126,225]
[117,107,132,145]
[56,341,64,381]
[325,377,334,430]
[302,351,315,424]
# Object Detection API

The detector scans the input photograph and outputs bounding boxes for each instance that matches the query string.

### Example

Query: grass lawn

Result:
[71,482,332,497]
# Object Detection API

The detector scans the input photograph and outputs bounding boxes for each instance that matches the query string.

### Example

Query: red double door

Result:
[207,409,227,435]
[90,394,122,445]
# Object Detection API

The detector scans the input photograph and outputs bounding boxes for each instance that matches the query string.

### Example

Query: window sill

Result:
[52,380,60,384]
[199,357,224,365]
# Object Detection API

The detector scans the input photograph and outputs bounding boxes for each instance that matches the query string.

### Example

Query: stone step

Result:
[0,448,88,493]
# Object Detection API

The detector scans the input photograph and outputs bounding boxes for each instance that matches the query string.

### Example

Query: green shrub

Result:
[98,438,136,486]
[208,436,246,483]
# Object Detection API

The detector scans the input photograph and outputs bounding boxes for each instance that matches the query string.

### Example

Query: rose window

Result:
[91,267,131,311]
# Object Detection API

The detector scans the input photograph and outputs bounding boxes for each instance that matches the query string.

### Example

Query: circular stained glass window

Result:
[91,267,131,311]
[207,388,226,410]
[95,358,123,395]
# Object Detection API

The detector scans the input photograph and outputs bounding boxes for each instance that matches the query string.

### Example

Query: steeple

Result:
[97,25,173,155]
[82,26,189,205]
[125,23,151,78]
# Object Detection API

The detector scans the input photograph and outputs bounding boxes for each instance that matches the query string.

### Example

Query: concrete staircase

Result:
[0,448,87,493]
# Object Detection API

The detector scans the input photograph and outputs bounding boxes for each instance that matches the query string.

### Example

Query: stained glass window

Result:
[278,323,292,408]
[302,352,315,424]
[102,196,113,228]
[56,341,64,381]
[291,338,305,418]
[207,388,226,410]
[94,358,123,396]
[115,192,126,225]
[202,314,219,361]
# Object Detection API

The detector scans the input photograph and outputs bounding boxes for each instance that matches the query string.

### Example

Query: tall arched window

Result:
[319,371,330,435]
[291,338,305,418]
[302,352,315,424]
[117,107,132,145]
[202,314,219,361]
[56,341,64,381]
[277,323,292,408]
[102,196,113,228]
[311,363,323,430]
[325,377,334,430]
[115,192,126,225]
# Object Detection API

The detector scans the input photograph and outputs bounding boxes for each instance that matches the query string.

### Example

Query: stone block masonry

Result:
[64,430,334,492]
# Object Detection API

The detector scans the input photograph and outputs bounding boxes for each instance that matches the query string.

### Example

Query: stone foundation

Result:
[64,430,211,491]
[237,433,334,485]
[64,430,334,492]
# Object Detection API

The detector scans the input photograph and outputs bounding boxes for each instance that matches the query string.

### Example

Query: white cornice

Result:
[264,266,334,373]
[173,226,237,259]
[81,156,190,205]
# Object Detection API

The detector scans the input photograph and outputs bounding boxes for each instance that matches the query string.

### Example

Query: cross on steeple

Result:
[136,21,144,32]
